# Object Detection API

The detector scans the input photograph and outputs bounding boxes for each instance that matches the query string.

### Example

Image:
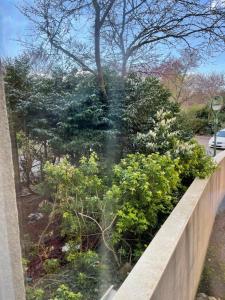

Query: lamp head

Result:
[211,96,223,112]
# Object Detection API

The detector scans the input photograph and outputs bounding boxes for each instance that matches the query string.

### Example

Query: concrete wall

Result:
[0,64,25,299]
[113,151,225,300]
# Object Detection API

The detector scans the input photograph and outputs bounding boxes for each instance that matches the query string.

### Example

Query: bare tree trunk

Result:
[121,55,128,78]
[93,0,107,101]
[43,140,48,161]
[120,0,127,78]
[8,115,21,196]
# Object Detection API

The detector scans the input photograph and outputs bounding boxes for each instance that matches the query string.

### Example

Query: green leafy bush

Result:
[26,287,44,300]
[43,259,60,274]
[27,251,106,300]
[30,141,215,299]
[43,153,107,243]
[181,104,225,135]
[110,153,180,259]
[65,250,105,298]
[181,105,211,135]
[51,285,82,300]
[42,145,215,262]
[124,75,179,134]
[169,140,216,182]
[133,109,215,181]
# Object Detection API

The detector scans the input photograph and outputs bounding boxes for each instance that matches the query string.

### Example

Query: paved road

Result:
[198,197,225,298]
[195,135,224,156]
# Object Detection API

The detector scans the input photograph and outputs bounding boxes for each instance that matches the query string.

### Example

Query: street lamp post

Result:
[211,96,223,156]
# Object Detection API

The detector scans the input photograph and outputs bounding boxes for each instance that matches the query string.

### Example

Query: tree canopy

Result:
[21,0,225,95]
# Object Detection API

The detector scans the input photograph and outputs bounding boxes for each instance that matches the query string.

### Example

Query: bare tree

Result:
[149,49,200,103]
[105,0,225,76]
[21,0,116,100]
[21,0,225,86]
[190,73,225,104]
[137,49,225,105]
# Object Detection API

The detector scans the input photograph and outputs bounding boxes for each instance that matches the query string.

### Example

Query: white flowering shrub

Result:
[135,109,215,183]
[135,109,181,154]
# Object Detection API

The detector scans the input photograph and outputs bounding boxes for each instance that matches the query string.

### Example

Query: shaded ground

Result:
[198,198,225,299]
[18,189,64,281]
[19,192,48,243]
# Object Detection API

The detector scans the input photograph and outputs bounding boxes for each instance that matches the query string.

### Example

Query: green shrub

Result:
[51,285,83,300]
[42,146,215,265]
[26,252,103,300]
[26,287,44,300]
[66,250,105,297]
[133,108,215,182]
[42,153,107,244]
[109,141,215,261]
[124,75,179,134]
[181,105,210,135]
[169,140,215,180]
[110,153,181,259]
[181,104,225,135]
[38,139,215,295]
[43,259,60,274]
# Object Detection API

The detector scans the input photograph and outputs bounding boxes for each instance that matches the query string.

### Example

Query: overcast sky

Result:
[0,0,225,74]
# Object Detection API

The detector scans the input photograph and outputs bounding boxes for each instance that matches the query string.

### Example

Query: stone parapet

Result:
[0,62,25,299]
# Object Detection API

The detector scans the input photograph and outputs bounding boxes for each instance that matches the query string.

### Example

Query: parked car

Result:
[208,129,225,149]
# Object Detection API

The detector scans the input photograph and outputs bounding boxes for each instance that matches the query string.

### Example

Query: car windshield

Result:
[216,131,225,137]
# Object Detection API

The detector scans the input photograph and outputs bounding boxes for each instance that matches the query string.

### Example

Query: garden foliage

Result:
[35,145,214,299]
[5,58,216,299]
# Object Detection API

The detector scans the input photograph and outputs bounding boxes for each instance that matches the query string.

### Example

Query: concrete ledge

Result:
[0,66,25,299]
[113,151,225,300]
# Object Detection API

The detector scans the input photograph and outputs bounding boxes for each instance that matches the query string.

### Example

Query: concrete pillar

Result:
[0,62,26,299]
